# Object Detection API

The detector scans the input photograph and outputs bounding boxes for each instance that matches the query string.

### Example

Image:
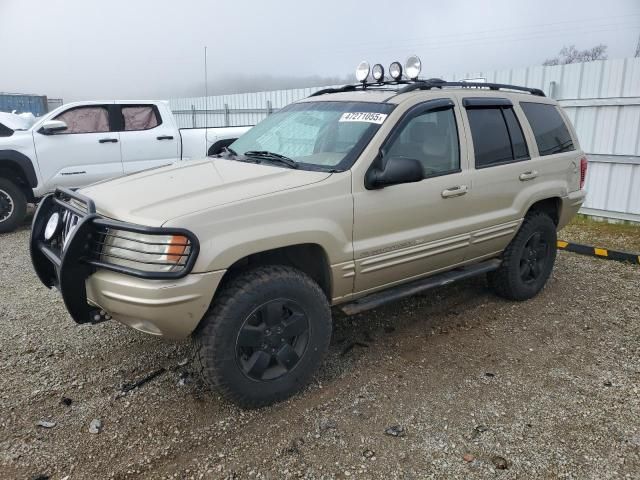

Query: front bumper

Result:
[30,188,210,338]
[85,269,223,338]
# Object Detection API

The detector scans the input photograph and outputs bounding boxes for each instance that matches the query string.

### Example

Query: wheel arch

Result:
[525,197,562,226]
[0,150,38,202]
[218,243,333,300]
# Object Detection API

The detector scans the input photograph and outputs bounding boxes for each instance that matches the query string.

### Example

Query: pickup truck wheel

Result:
[0,178,27,234]
[194,265,331,408]
[487,212,557,301]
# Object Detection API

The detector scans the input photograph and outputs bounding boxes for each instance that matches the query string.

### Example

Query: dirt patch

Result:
[1,222,639,479]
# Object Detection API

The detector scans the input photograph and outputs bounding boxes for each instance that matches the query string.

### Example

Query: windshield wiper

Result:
[243,150,299,169]
[223,146,238,156]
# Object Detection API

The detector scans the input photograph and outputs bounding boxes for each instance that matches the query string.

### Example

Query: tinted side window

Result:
[385,107,460,177]
[520,102,574,156]
[122,106,160,131]
[0,123,13,137]
[54,106,110,134]
[466,108,513,167]
[502,108,529,160]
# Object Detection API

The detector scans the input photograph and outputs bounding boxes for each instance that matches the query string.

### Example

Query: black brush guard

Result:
[30,188,200,324]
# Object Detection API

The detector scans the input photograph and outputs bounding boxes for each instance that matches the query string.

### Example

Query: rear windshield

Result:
[520,102,575,156]
[230,101,395,171]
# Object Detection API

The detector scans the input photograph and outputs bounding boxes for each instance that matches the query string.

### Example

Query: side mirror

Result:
[366,155,423,189]
[39,120,68,135]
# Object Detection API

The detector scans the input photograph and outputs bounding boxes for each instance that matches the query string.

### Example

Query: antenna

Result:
[204,46,208,155]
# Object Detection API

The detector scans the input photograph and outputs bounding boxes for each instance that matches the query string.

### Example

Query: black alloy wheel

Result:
[519,232,550,284]
[236,298,310,381]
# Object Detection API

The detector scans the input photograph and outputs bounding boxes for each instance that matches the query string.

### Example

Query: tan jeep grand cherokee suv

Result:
[31,72,586,407]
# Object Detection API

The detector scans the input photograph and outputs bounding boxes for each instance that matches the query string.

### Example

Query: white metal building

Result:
[169,57,640,222]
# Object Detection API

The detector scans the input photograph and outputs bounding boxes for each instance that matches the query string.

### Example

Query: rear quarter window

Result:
[520,102,574,156]
[0,123,13,137]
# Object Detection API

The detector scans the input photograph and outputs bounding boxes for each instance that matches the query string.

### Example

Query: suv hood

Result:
[81,158,332,226]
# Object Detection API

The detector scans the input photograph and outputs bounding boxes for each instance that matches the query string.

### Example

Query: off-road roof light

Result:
[389,61,403,81]
[355,61,370,83]
[372,64,384,82]
[405,55,421,80]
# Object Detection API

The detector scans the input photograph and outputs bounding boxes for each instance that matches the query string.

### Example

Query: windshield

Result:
[229,101,395,171]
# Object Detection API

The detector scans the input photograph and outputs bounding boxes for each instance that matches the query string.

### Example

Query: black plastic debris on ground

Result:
[121,368,166,393]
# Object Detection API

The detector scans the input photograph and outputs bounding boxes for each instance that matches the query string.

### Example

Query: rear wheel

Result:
[487,212,557,301]
[194,265,332,408]
[0,178,27,234]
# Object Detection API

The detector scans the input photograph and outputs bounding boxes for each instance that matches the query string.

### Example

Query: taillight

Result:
[580,157,587,189]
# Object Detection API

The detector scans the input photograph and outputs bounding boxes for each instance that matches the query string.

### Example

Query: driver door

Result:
[33,104,123,193]
[352,99,473,294]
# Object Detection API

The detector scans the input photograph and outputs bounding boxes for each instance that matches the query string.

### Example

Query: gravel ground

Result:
[1,218,639,480]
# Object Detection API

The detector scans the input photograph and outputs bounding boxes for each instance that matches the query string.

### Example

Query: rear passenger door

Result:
[117,104,179,173]
[461,97,534,260]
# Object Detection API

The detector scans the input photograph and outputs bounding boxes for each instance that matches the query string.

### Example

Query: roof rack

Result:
[309,78,545,98]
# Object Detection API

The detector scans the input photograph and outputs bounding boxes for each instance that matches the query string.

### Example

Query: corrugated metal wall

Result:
[169,57,640,222]
[0,93,49,116]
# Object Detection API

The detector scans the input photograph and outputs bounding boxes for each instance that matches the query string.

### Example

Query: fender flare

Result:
[0,150,38,188]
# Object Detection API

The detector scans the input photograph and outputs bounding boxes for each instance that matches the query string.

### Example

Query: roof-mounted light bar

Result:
[354,56,422,84]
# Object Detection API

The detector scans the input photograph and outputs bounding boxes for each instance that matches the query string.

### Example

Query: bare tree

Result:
[543,44,608,66]
[635,34,640,58]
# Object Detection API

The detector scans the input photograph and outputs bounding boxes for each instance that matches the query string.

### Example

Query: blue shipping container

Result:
[0,93,49,116]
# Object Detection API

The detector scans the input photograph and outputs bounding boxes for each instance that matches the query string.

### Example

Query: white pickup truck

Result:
[0,101,250,232]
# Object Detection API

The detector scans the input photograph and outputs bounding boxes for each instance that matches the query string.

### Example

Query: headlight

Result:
[101,229,191,273]
[389,61,403,81]
[355,61,370,82]
[44,212,61,241]
[372,63,384,82]
[405,55,421,80]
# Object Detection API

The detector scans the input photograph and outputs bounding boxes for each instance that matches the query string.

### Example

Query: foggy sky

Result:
[1,0,639,101]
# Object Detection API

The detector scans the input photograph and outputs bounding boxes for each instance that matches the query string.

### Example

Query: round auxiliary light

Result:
[405,54,422,80]
[389,61,403,81]
[372,63,385,82]
[44,212,60,241]
[355,61,370,82]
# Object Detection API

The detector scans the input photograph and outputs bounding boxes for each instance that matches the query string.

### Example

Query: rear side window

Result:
[466,106,529,168]
[0,123,13,137]
[54,106,110,134]
[520,102,574,156]
[121,105,160,131]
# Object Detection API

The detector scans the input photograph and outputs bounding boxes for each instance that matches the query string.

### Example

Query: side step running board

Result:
[340,259,502,315]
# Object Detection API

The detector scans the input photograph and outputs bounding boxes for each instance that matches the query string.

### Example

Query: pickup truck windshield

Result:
[229,101,395,171]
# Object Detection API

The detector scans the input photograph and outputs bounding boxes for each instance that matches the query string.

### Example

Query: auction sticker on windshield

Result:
[339,112,388,124]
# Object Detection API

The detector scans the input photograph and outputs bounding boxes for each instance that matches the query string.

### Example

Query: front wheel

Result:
[487,212,557,301]
[194,265,332,408]
[0,178,27,234]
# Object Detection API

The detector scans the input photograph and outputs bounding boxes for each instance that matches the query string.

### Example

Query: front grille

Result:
[61,209,81,248]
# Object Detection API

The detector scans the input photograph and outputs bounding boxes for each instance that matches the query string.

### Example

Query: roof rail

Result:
[309,79,545,98]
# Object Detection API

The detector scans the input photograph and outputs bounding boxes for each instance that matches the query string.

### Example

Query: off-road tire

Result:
[194,265,332,408]
[487,212,557,301]
[0,178,27,234]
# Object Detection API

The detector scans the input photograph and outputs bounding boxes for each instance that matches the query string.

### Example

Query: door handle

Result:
[441,185,468,198]
[157,135,174,140]
[519,170,538,181]
[98,138,118,143]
